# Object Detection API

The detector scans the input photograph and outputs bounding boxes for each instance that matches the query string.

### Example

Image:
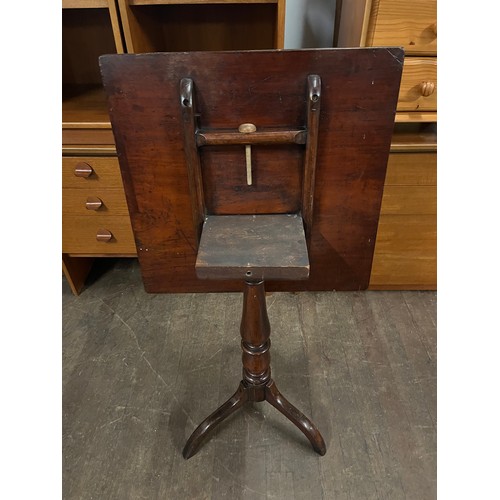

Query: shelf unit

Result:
[62,0,286,294]
[62,0,123,144]
[118,0,285,53]
[62,0,128,295]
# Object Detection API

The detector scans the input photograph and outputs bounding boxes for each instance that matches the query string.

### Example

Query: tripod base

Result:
[183,378,326,459]
[183,279,326,459]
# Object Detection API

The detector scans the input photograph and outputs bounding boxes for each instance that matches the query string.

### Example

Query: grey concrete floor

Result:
[63,258,436,500]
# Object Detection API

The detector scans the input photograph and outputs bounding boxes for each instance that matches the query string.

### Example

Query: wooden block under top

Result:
[196,214,309,281]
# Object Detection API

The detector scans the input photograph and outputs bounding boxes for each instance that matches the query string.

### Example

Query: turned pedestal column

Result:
[183,280,326,459]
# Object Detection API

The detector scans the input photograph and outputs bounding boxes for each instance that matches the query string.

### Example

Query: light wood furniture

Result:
[371,123,436,289]
[118,0,286,52]
[62,0,286,294]
[62,1,135,295]
[336,0,437,289]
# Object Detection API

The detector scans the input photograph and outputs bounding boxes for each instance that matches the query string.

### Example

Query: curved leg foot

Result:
[265,380,326,456]
[183,382,248,459]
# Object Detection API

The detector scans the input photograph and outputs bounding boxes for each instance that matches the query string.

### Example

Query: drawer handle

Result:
[86,197,103,210]
[74,162,94,178]
[419,81,436,97]
[96,229,113,242]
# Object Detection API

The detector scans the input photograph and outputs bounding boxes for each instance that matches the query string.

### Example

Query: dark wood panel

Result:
[100,48,403,292]
[195,214,309,281]
[202,145,303,215]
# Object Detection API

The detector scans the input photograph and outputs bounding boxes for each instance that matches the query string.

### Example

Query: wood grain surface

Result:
[196,214,310,281]
[397,58,437,112]
[370,214,436,288]
[118,1,280,53]
[62,156,123,189]
[100,48,403,292]
[62,215,136,254]
[370,148,436,289]
[62,188,131,216]
[368,0,437,55]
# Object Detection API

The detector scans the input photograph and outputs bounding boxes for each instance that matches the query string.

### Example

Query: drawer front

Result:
[382,151,436,214]
[62,188,130,216]
[380,185,436,215]
[369,0,437,54]
[370,214,436,288]
[62,128,115,146]
[397,58,437,112]
[62,156,124,189]
[62,215,136,254]
[385,152,436,185]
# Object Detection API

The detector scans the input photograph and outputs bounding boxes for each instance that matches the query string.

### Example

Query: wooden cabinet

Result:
[62,0,286,294]
[62,157,135,255]
[62,1,127,294]
[337,0,437,289]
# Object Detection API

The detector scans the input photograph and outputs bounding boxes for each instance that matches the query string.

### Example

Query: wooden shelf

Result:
[62,2,122,146]
[62,85,115,146]
[63,85,111,127]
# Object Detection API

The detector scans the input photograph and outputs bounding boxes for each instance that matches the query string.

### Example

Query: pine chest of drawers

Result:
[337,0,437,289]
